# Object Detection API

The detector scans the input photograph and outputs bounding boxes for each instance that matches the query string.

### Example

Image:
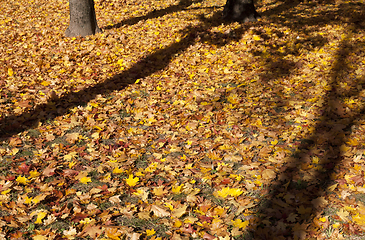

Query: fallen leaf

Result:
[151,204,170,217]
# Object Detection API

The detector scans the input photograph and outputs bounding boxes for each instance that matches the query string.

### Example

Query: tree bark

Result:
[223,0,260,23]
[65,0,102,37]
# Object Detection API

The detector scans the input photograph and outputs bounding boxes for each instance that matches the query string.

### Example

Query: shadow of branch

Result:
[247,29,365,239]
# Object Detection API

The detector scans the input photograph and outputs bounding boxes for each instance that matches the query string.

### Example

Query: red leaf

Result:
[6,175,15,181]
[198,216,214,223]
[351,175,364,185]
[203,232,216,240]
[18,163,30,174]
[62,169,79,177]
[220,178,231,185]
[180,224,195,234]
[71,213,88,223]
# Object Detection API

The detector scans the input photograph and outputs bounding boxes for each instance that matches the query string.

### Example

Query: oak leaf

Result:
[151,204,170,217]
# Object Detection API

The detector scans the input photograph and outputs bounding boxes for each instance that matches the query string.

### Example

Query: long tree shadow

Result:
[1,0,364,238]
[0,10,249,140]
[248,25,365,240]
[103,0,209,29]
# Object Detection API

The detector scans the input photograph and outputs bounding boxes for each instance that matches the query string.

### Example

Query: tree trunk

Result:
[65,0,102,37]
[222,0,260,23]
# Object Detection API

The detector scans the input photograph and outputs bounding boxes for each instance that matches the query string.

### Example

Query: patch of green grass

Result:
[170,193,188,201]
[45,136,69,147]
[48,220,70,233]
[27,129,41,138]
[115,216,170,238]
[233,231,254,240]
[323,207,338,216]
[293,179,308,190]
[72,181,101,193]
[354,193,365,204]
[134,154,148,169]
[99,201,113,211]
[17,149,34,157]
[27,223,35,231]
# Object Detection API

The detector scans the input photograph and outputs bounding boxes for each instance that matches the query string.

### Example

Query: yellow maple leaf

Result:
[227,93,239,104]
[353,213,365,226]
[16,175,29,185]
[64,151,78,161]
[312,156,319,164]
[41,81,50,86]
[125,174,139,187]
[113,167,124,174]
[35,211,47,224]
[174,219,182,228]
[165,202,174,211]
[1,189,11,195]
[146,229,155,236]
[32,194,46,204]
[172,184,184,194]
[105,227,122,240]
[332,222,340,228]
[69,161,76,169]
[347,138,358,146]
[216,187,230,198]
[25,196,33,204]
[29,170,40,178]
[133,189,145,197]
[8,68,14,76]
[253,35,261,41]
[229,188,244,197]
[231,219,249,229]
[80,176,92,184]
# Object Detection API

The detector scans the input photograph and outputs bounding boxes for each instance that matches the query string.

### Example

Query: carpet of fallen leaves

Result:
[1,0,365,239]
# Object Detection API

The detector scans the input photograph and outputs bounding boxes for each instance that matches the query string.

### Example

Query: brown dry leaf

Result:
[127,233,141,240]
[292,223,308,240]
[152,185,168,196]
[82,225,102,238]
[311,197,328,209]
[172,205,187,218]
[337,208,349,221]
[42,166,56,177]
[109,195,121,204]
[138,211,151,220]
[9,137,22,147]
[261,168,276,180]
[105,227,122,239]
[231,227,243,236]
[202,232,216,240]
[151,204,170,217]
[65,132,80,144]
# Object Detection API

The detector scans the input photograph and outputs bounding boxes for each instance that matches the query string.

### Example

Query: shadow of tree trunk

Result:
[0,10,247,140]
[248,28,365,239]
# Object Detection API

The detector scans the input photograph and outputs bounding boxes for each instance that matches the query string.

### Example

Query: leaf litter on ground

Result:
[0,0,365,239]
